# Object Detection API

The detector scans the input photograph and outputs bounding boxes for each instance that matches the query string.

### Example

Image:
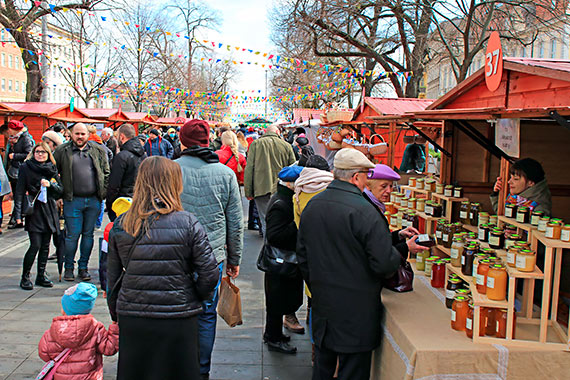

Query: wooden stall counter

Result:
[371,265,570,380]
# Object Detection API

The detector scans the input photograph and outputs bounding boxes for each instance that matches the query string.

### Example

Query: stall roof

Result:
[293,108,326,124]
[78,108,130,122]
[0,102,101,123]
[354,97,434,119]
[155,117,187,125]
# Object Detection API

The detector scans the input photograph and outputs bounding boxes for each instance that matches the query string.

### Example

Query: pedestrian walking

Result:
[54,123,110,282]
[13,142,63,290]
[41,130,64,153]
[236,131,249,156]
[244,125,295,236]
[39,283,119,379]
[101,127,119,155]
[107,156,219,380]
[175,119,243,380]
[215,130,247,185]
[106,124,146,222]
[144,128,174,159]
[297,148,401,380]
[209,126,229,151]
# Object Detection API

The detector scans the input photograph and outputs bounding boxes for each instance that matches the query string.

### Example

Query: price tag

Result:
[466,318,473,330]
[487,276,495,289]
[451,310,456,322]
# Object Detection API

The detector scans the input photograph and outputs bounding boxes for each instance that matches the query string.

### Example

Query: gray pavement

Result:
[0,209,312,380]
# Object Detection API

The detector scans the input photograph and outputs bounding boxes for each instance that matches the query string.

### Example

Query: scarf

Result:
[363,188,386,213]
[8,130,24,145]
[293,168,334,205]
[180,146,219,163]
[26,158,57,179]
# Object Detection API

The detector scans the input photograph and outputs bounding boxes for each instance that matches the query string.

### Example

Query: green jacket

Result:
[53,141,110,202]
[490,179,552,216]
[244,132,295,198]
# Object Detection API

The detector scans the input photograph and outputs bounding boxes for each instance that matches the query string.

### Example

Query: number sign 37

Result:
[485,31,504,92]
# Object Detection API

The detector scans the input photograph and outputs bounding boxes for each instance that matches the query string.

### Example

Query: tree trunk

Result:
[12,31,43,102]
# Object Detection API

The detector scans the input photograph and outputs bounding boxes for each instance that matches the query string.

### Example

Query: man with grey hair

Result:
[244,124,295,236]
[297,148,401,380]
[101,127,118,155]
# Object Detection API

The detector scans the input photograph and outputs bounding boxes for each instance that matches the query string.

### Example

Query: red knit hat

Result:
[8,120,24,131]
[180,119,210,148]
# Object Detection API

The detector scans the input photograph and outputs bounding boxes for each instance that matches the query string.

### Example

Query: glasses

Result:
[35,150,48,154]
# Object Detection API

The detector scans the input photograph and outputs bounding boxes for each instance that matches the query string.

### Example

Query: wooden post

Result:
[388,121,396,168]
[497,158,511,216]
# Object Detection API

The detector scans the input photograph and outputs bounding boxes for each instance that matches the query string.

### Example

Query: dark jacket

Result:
[53,141,110,202]
[209,137,222,152]
[265,184,303,315]
[13,159,63,233]
[144,136,174,159]
[104,136,119,155]
[107,211,219,321]
[297,179,400,353]
[106,137,146,208]
[6,131,34,179]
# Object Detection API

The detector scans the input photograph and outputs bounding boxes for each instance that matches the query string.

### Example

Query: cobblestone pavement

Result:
[0,205,312,380]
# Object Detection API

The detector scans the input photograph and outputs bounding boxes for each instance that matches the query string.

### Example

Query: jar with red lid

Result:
[431,261,446,289]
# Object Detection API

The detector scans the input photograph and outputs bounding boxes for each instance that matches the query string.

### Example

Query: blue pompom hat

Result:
[61,283,98,316]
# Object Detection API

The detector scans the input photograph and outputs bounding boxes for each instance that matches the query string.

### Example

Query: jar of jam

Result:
[516,250,536,272]
[385,202,395,214]
[489,215,498,226]
[390,213,398,227]
[441,224,451,247]
[469,203,482,226]
[431,261,446,288]
[461,246,476,276]
[478,224,490,242]
[460,201,470,224]
[485,308,497,336]
[416,198,425,212]
[455,288,471,299]
[538,217,550,232]
[435,220,445,244]
[562,225,570,242]
[516,207,530,224]
[505,203,517,218]
[425,179,436,192]
[416,178,424,189]
[503,224,517,238]
[409,177,416,187]
[515,241,530,250]
[478,212,490,226]
[531,211,544,226]
[416,250,430,271]
[451,295,469,331]
[489,229,504,250]
[436,183,444,194]
[409,212,419,230]
[476,259,491,294]
[408,198,417,210]
[444,185,454,197]
[506,246,519,268]
[446,278,463,309]
[472,253,488,282]
[487,264,508,301]
[546,222,562,239]
[424,256,439,277]
[504,234,521,250]
[453,187,463,198]
[466,302,486,338]
[496,309,516,339]
[433,204,443,218]
[450,237,464,267]
[424,201,434,216]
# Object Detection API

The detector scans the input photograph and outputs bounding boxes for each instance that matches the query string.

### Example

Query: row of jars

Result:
[408,178,465,199]
[452,295,516,339]
[386,209,419,230]
[391,192,445,217]
[504,204,570,242]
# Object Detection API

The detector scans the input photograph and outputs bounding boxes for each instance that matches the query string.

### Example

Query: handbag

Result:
[7,165,19,180]
[35,348,72,380]
[22,191,41,217]
[382,256,414,292]
[257,241,299,277]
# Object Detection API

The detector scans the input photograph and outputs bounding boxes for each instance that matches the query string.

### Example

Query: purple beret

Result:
[367,164,401,181]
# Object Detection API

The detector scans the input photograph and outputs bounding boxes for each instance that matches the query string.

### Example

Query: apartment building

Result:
[0,29,27,102]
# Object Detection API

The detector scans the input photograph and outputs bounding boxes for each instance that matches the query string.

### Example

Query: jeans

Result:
[63,196,101,270]
[198,262,224,375]
[96,200,105,228]
[254,194,271,235]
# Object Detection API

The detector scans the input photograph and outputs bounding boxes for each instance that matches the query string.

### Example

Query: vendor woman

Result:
[491,158,552,216]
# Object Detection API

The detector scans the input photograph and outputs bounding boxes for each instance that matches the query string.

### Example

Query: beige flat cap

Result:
[334,148,375,170]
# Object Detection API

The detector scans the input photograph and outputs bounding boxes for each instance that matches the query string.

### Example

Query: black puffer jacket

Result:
[106,137,146,208]
[107,211,218,321]
[7,131,34,177]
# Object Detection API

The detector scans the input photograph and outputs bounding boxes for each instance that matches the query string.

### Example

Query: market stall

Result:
[78,107,130,130]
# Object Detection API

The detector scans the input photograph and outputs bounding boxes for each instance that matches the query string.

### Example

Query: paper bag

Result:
[217,276,243,327]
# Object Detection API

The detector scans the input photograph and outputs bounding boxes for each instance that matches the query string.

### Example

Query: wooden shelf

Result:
[401,185,432,196]
[446,264,509,308]
[477,241,544,279]
[533,230,570,249]
[417,211,445,222]
[434,244,451,257]
[497,215,536,233]
[462,224,478,233]
[431,193,468,202]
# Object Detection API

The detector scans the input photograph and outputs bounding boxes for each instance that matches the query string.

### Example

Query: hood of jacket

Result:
[121,137,145,157]
[48,314,97,349]
[518,179,552,211]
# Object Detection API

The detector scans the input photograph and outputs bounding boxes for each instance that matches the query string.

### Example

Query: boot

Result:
[35,257,53,288]
[20,272,33,290]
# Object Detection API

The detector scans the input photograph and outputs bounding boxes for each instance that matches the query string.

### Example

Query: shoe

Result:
[266,340,297,354]
[200,374,209,380]
[94,226,102,232]
[78,269,91,282]
[248,224,260,231]
[284,314,305,334]
[47,253,57,261]
[35,273,54,287]
[7,222,24,229]
[20,273,33,290]
[263,332,291,343]
[63,268,75,281]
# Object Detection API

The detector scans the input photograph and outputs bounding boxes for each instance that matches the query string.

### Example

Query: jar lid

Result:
[455,186,463,190]
[490,215,498,218]
[519,206,529,210]
[520,249,535,255]
[452,237,463,242]
[565,224,570,228]
[417,178,425,182]
[491,229,503,234]
[540,216,551,220]
[449,278,462,284]
[409,198,417,201]
[481,248,495,253]
[455,295,468,301]
[426,257,438,262]
[551,218,563,222]
[479,212,489,216]
[445,185,453,188]
[481,259,491,264]
[441,258,451,263]
[488,256,500,261]
[506,203,517,207]
[532,210,544,215]
[461,201,470,205]
[492,264,506,269]
[505,224,516,230]
[548,221,562,226]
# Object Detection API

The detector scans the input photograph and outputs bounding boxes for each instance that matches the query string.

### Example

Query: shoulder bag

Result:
[382,255,414,292]
[22,191,41,217]
[35,348,72,380]
[257,241,299,277]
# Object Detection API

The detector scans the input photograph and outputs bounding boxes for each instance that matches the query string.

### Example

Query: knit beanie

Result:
[42,131,64,147]
[8,120,24,131]
[180,119,210,148]
[511,158,545,183]
[278,165,303,182]
[149,129,160,137]
[305,155,330,171]
[61,283,98,316]
[296,136,309,146]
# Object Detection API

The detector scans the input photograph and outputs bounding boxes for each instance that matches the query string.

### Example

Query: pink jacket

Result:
[38,314,119,380]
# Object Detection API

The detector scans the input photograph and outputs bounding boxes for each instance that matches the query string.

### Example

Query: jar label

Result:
[531,215,539,225]
[505,208,513,217]
[451,310,456,322]
[489,236,499,246]
[469,212,474,219]
[466,318,473,330]
[478,229,485,240]
[487,276,495,289]
[516,255,527,269]
[507,253,515,264]
[562,230,570,242]
[516,213,524,223]
[451,248,459,258]
[417,256,423,263]
[454,191,461,198]
[474,274,482,285]
[425,206,433,215]
[443,234,449,242]
[460,211,468,219]
[445,190,452,197]
[546,227,553,238]
[436,231,442,239]
[445,289,455,299]
[431,270,434,281]
[538,221,547,232]
[461,255,465,265]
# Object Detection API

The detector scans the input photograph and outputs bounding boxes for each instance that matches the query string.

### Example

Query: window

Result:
[539,42,544,58]
[521,46,526,57]
[1,79,5,91]
[1,53,5,67]
[15,80,19,92]
[21,81,25,93]
[562,37,569,59]
[8,55,12,68]
[551,40,557,58]
[8,80,12,91]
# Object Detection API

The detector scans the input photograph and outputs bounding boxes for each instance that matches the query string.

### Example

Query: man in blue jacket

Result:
[144,129,173,159]
[175,119,243,380]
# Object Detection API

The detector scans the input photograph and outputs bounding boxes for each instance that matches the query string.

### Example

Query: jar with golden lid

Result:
[516,206,530,224]
[478,223,490,242]
[416,250,430,271]
[489,215,498,226]
[487,264,508,301]
[504,224,517,238]
[505,203,517,219]
[435,220,445,244]
[531,210,544,226]
[476,259,492,294]
[546,222,562,239]
[446,278,463,309]
[506,246,520,268]
[504,233,522,250]
[424,201,434,216]
[416,198,425,212]
[450,237,464,267]
[478,212,490,226]
[516,250,536,272]
[409,177,416,187]
[453,187,463,198]
[425,179,436,192]
[538,217,550,232]
[561,225,570,242]
[433,203,443,218]
[473,253,488,281]
[385,202,395,214]
[424,256,439,277]
[444,185,454,197]
[436,183,445,194]
[489,229,504,250]
[441,224,452,248]
[451,295,469,331]
[481,247,496,256]
[469,203,482,226]
[496,308,516,339]
[460,201,470,225]
[416,178,425,189]
[390,213,399,227]
[461,246,476,276]
[408,198,417,210]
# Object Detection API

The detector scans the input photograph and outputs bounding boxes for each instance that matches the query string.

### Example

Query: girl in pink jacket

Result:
[38,283,119,380]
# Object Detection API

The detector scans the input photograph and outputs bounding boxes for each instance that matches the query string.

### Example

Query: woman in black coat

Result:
[107,156,219,380]
[263,169,304,355]
[13,142,63,290]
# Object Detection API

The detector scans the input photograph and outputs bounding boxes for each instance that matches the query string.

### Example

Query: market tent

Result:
[78,108,131,129]
[293,108,325,124]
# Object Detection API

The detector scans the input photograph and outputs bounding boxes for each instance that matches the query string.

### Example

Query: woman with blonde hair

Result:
[236,131,249,156]
[107,156,218,380]
[14,142,63,289]
[216,130,247,185]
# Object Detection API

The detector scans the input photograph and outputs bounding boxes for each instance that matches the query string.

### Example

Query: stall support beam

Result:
[404,122,451,157]
[452,120,514,163]
[549,111,570,131]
